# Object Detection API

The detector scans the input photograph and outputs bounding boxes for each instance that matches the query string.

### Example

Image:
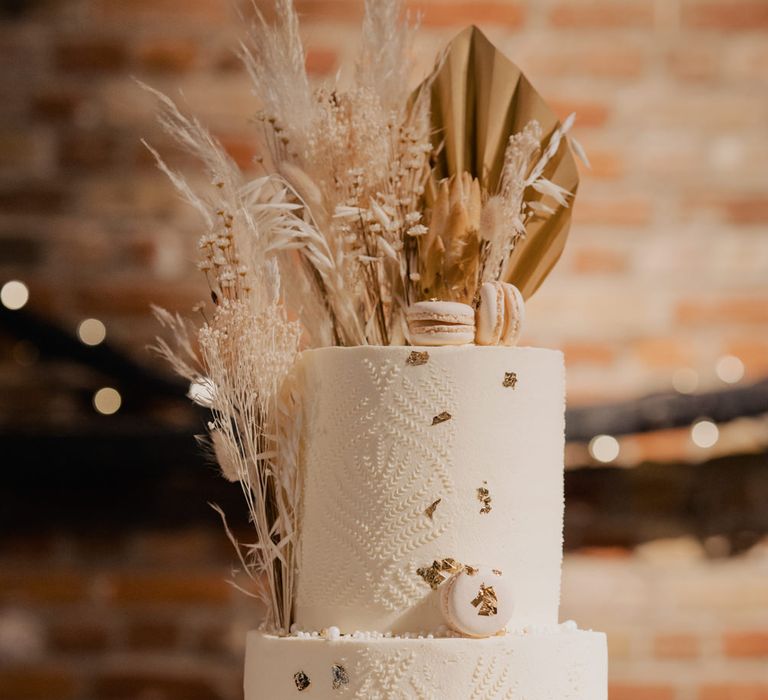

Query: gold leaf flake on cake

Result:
[424,498,442,520]
[477,483,492,514]
[465,565,479,576]
[471,584,498,617]
[331,664,350,690]
[406,350,430,366]
[503,371,518,388]
[492,568,502,576]
[431,411,452,425]
[439,557,464,574]
[294,670,311,691]
[416,561,446,590]
[417,557,468,589]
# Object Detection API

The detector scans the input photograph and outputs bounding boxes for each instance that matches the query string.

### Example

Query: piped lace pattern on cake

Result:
[298,356,457,615]
[353,648,435,699]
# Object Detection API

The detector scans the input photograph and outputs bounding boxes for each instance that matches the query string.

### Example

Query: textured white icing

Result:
[293,346,565,634]
[244,628,607,699]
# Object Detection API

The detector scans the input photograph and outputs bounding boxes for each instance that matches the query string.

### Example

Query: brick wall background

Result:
[1,0,767,698]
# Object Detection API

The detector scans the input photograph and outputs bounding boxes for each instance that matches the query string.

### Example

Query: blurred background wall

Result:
[1,1,767,699]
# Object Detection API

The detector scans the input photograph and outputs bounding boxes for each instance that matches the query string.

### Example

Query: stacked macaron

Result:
[406,301,476,346]
[405,283,525,347]
[475,281,525,346]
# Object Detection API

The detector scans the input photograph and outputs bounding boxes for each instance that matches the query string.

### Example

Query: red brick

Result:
[74,282,202,315]
[413,1,526,28]
[549,99,611,128]
[214,133,260,170]
[49,620,110,652]
[93,0,230,23]
[127,620,179,649]
[56,38,128,73]
[677,297,768,326]
[562,341,617,367]
[0,183,69,214]
[622,428,690,464]
[573,198,652,226]
[305,47,337,76]
[632,338,694,369]
[523,46,646,79]
[683,1,768,31]
[578,149,625,180]
[699,685,768,700]
[549,2,654,28]
[93,672,223,700]
[59,129,119,170]
[0,570,88,603]
[292,0,364,20]
[723,630,768,657]
[106,572,231,604]
[0,666,79,700]
[722,195,768,225]
[654,632,700,659]
[668,46,720,82]
[610,684,677,700]
[136,38,199,73]
[571,246,628,274]
[31,88,86,122]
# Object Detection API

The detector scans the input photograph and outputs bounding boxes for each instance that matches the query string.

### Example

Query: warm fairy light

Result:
[589,434,620,463]
[672,367,699,394]
[715,355,744,384]
[93,387,122,415]
[691,419,719,448]
[77,318,107,346]
[1,280,29,310]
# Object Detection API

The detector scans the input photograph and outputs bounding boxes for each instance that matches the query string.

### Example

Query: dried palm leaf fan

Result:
[414,26,579,301]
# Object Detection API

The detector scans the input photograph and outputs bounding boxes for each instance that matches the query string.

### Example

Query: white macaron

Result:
[440,566,514,638]
[475,281,525,346]
[406,300,475,346]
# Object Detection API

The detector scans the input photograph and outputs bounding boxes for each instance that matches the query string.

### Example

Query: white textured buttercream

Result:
[293,346,565,634]
[244,628,607,699]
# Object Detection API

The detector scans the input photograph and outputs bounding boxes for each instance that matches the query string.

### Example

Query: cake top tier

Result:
[293,345,566,635]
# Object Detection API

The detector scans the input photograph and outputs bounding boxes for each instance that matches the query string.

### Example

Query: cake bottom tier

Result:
[244,628,607,699]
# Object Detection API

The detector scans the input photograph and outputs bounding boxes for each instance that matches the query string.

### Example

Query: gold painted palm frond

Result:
[416,25,580,299]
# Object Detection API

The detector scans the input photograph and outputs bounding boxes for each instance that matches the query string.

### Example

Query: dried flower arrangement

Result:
[148,0,584,633]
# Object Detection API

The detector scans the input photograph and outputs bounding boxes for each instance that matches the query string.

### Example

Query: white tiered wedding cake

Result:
[244,346,607,697]
[147,1,610,696]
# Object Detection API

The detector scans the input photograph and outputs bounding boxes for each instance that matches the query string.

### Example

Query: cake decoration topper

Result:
[147,0,584,635]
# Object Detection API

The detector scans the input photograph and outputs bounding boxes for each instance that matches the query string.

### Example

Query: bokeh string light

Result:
[0,280,29,310]
[691,419,719,449]
[93,387,122,415]
[588,434,620,463]
[715,355,745,384]
[77,318,107,346]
